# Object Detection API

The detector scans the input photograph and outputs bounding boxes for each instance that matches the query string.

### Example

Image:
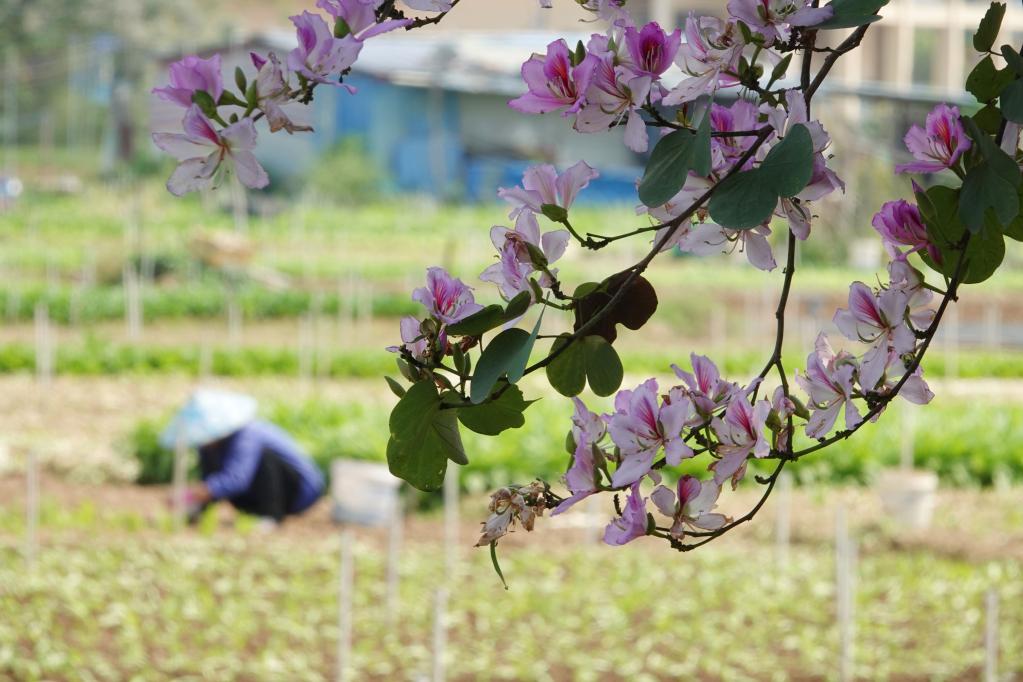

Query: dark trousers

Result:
[200,448,302,521]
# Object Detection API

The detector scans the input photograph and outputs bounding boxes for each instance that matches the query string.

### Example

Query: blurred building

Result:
[150,0,1023,202]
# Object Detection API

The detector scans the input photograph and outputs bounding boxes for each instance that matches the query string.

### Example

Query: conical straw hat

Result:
[159,388,258,449]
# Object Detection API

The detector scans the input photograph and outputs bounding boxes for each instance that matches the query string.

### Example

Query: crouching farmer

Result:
[161,389,324,525]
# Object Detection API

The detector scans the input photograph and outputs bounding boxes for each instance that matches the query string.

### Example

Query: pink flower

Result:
[795,333,862,438]
[895,104,971,174]
[251,53,312,135]
[287,11,362,86]
[888,260,935,331]
[651,475,730,539]
[316,0,411,39]
[553,398,608,514]
[386,316,432,363]
[682,222,778,271]
[153,54,224,108]
[711,395,771,488]
[708,99,761,173]
[510,40,599,116]
[872,200,940,263]
[664,14,741,105]
[152,106,269,196]
[412,267,484,325]
[763,91,844,239]
[622,22,682,80]
[498,161,599,219]
[876,360,935,406]
[574,53,652,152]
[834,282,916,390]
[603,482,649,545]
[605,379,694,487]
[727,0,833,44]
[479,212,570,300]
[671,353,742,421]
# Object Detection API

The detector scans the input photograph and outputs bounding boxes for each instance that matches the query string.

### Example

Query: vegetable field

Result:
[1,479,1021,681]
[3,175,1023,680]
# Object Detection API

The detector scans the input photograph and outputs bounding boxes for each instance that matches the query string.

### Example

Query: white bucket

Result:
[875,468,939,530]
[331,459,402,527]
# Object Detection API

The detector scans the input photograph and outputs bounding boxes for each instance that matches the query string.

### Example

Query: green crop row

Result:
[126,393,1023,494]
[0,342,395,378]
[3,339,1023,382]
[0,284,416,325]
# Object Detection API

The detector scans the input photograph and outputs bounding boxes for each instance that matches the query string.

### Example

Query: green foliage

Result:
[816,0,889,29]
[973,2,1006,53]
[545,335,624,398]
[0,526,1020,679]
[457,385,534,436]
[0,284,417,325]
[965,56,1015,103]
[126,391,1023,495]
[918,185,1006,284]
[300,138,385,204]
[638,111,712,207]
[469,314,539,404]
[1000,79,1023,123]
[708,125,814,229]
[959,119,1021,233]
[387,381,466,491]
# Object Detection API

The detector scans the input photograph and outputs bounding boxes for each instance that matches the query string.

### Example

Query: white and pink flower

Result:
[651,475,730,539]
[605,379,694,487]
[152,105,269,196]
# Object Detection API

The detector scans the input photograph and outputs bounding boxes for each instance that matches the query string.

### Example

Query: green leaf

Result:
[506,308,544,384]
[544,334,623,397]
[816,0,889,29]
[1002,44,1023,76]
[446,291,534,337]
[540,203,569,223]
[958,131,1021,232]
[1003,215,1023,240]
[769,53,793,85]
[973,103,1004,134]
[504,291,532,320]
[234,67,247,94]
[922,220,1005,284]
[446,305,505,336]
[960,164,1020,232]
[1001,79,1023,123]
[457,384,534,436]
[545,335,587,397]
[919,185,1006,284]
[760,124,815,197]
[490,541,509,590]
[973,2,1006,53]
[190,90,219,119]
[582,336,624,397]
[470,327,531,404]
[708,170,778,229]
[386,381,466,491]
[638,111,711,207]
[966,56,1015,102]
[384,376,406,398]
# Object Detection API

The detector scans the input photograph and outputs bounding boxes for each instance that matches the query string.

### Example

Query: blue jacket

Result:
[203,420,324,513]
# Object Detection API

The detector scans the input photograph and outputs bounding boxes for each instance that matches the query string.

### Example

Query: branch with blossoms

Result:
[155,1,1023,576]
